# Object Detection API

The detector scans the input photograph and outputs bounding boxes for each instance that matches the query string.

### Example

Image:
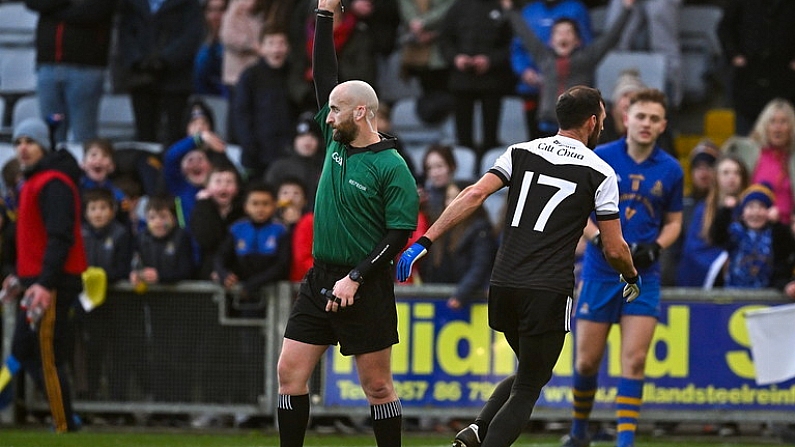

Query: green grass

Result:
[0,428,783,447]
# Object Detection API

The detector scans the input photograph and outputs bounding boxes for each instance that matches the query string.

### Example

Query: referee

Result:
[275,0,419,446]
[397,86,640,447]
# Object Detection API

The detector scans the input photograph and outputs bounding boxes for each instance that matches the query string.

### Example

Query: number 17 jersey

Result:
[488,135,620,294]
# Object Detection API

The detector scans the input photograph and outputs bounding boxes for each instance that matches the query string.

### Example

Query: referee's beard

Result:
[332,117,358,145]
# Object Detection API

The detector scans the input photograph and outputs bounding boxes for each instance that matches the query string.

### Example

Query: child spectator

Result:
[505,0,635,136]
[275,177,308,228]
[163,100,232,226]
[190,165,245,279]
[130,195,195,403]
[82,188,134,283]
[264,114,324,207]
[80,138,130,225]
[130,196,195,288]
[213,181,289,407]
[273,177,315,282]
[213,182,291,300]
[232,25,297,179]
[710,182,795,289]
[77,188,133,399]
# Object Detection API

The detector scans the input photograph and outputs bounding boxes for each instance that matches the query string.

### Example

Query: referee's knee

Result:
[361,377,395,402]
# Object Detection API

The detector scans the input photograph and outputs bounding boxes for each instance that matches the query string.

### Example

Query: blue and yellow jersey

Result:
[582,138,684,281]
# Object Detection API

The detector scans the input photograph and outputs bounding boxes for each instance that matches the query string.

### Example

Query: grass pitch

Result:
[0,428,783,447]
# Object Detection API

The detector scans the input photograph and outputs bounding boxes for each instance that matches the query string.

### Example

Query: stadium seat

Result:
[480,146,505,176]
[11,94,39,129]
[452,146,477,181]
[225,143,245,174]
[0,142,16,177]
[0,95,6,135]
[97,94,136,141]
[498,96,527,146]
[391,97,449,146]
[0,47,37,95]
[190,94,229,140]
[63,142,84,163]
[0,2,37,47]
[483,188,507,228]
[596,51,666,99]
[703,108,735,148]
[678,5,724,104]
[114,141,163,154]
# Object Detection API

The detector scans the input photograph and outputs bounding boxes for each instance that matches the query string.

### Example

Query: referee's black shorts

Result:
[283,262,399,356]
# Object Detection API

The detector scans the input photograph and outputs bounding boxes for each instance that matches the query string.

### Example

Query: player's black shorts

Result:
[488,285,572,336]
[283,262,398,356]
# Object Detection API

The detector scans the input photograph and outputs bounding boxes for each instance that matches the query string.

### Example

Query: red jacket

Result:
[17,170,87,283]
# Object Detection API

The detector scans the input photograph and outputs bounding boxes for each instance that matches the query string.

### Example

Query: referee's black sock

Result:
[371,399,402,447]
[277,394,309,447]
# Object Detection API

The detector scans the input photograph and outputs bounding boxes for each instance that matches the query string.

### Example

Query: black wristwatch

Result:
[348,269,364,285]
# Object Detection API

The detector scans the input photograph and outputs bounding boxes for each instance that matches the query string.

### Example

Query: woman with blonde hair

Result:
[726,98,795,224]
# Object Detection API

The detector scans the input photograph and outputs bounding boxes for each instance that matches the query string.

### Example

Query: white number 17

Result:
[510,171,577,231]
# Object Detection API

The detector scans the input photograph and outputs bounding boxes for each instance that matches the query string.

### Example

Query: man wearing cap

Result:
[1,117,87,433]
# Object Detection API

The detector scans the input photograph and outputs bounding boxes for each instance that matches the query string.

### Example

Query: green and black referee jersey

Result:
[312,103,419,267]
[487,135,620,295]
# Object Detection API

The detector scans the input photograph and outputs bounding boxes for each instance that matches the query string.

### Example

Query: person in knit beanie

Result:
[710,182,795,289]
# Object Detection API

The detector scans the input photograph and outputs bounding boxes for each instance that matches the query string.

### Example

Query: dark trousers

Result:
[453,91,503,153]
[12,290,79,432]
[130,88,189,147]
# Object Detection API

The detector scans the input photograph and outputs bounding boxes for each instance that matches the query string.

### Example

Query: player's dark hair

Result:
[556,86,604,130]
[628,88,668,114]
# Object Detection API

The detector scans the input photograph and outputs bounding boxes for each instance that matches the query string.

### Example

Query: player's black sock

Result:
[474,374,516,439]
[277,394,309,447]
[371,399,402,447]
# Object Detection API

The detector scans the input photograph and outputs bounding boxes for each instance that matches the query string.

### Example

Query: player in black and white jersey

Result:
[397,86,640,447]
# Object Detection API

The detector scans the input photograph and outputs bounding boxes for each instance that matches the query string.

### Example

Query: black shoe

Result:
[452,424,481,447]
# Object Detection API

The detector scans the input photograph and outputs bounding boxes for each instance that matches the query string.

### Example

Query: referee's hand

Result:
[396,237,432,282]
[325,276,358,313]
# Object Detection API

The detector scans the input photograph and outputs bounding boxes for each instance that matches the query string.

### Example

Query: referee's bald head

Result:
[334,80,378,120]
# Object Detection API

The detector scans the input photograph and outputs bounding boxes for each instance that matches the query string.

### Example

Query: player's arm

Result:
[656,211,682,250]
[426,173,503,242]
[596,218,637,281]
[313,0,340,108]
[396,172,503,281]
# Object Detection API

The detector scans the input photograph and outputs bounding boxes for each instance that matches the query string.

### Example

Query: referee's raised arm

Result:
[313,0,340,108]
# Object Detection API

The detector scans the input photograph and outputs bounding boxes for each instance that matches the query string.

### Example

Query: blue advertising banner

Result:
[323,298,795,412]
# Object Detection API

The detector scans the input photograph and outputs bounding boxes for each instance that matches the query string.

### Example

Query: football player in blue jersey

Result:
[562,88,683,447]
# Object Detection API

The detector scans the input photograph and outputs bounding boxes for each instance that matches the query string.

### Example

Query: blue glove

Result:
[620,274,641,302]
[396,236,432,282]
